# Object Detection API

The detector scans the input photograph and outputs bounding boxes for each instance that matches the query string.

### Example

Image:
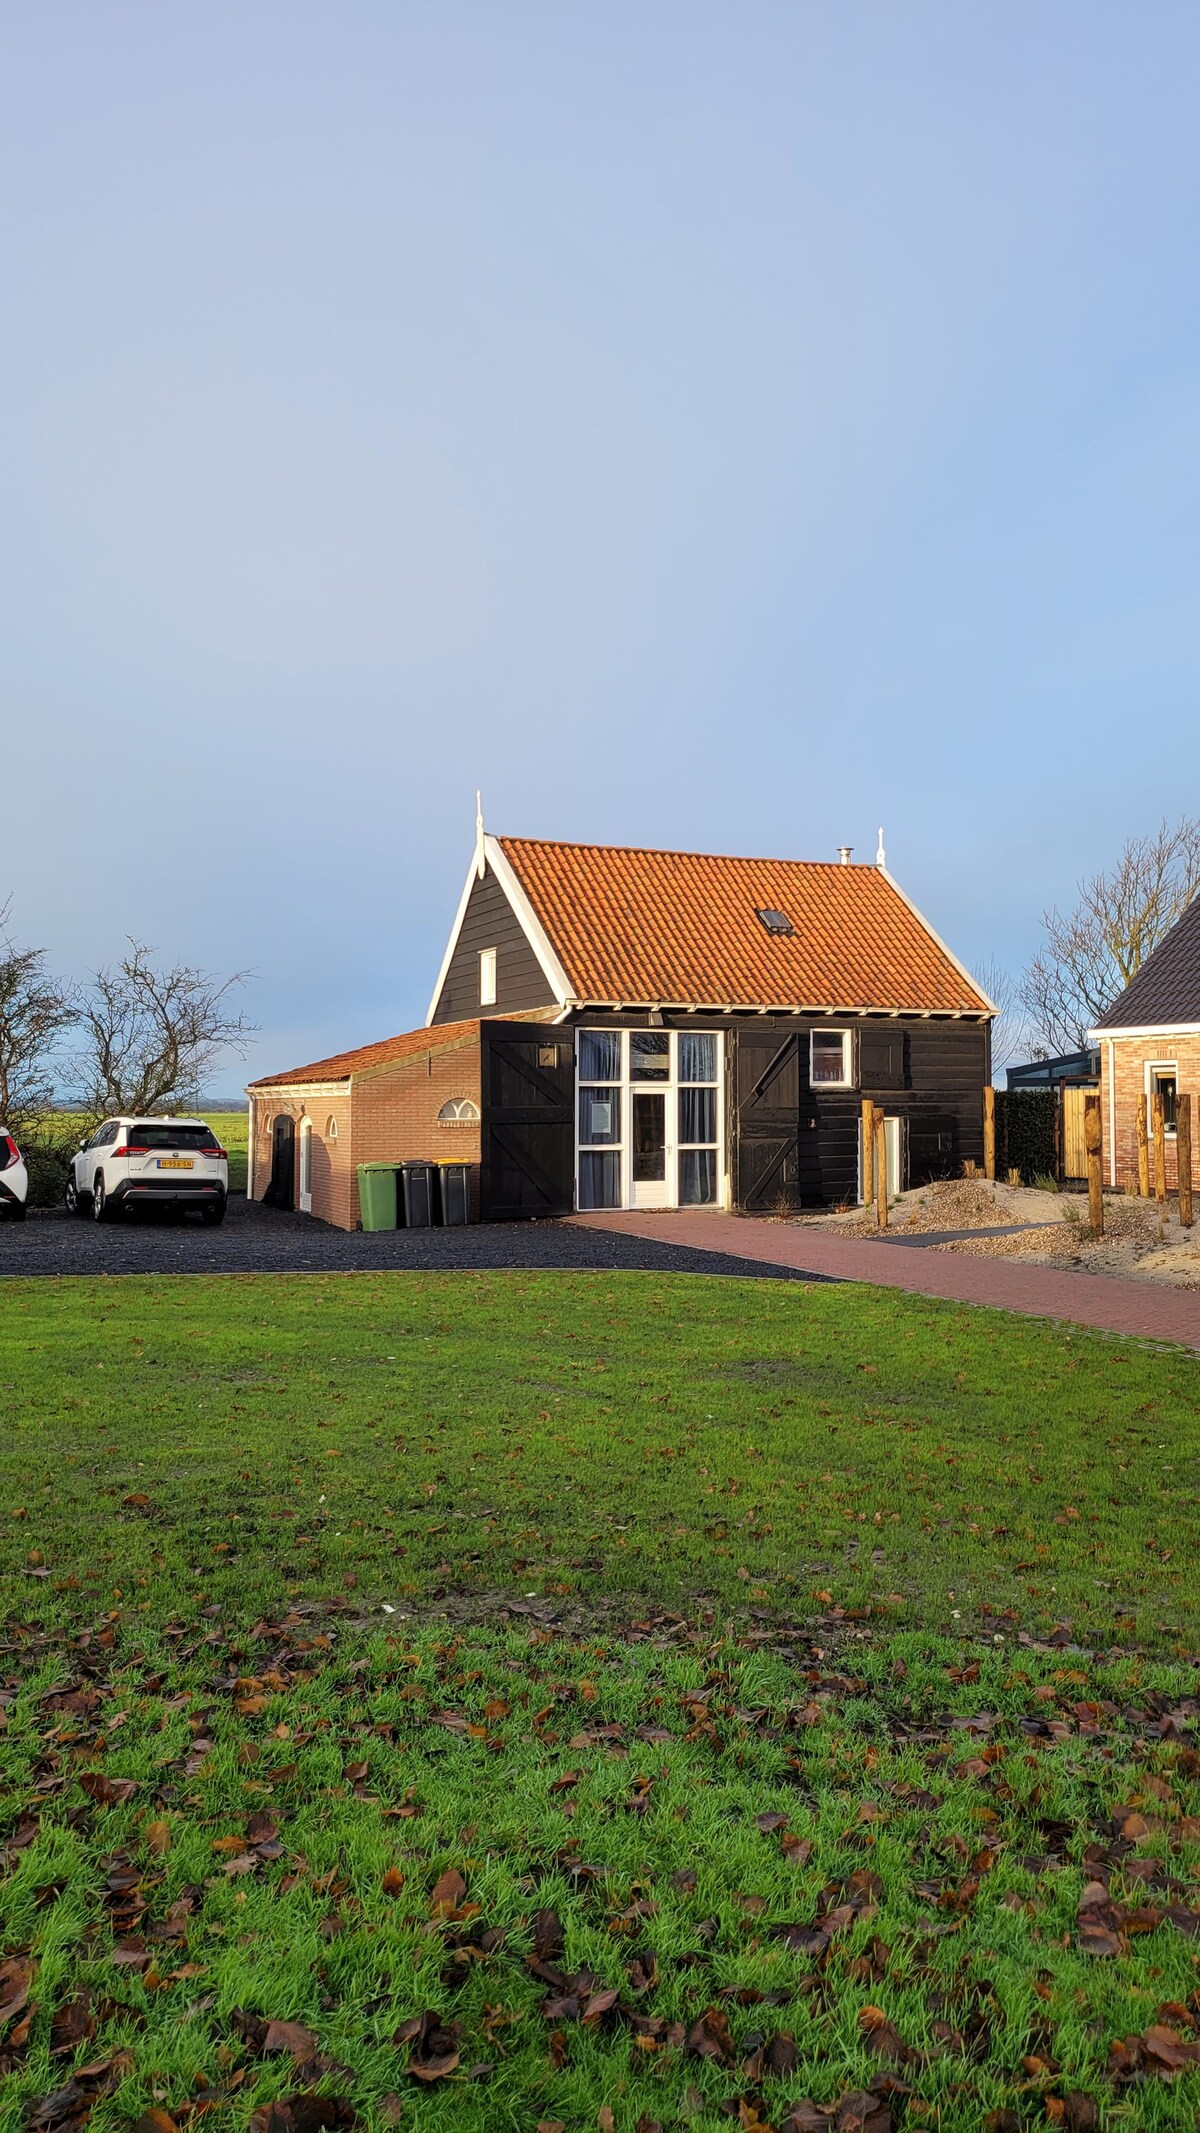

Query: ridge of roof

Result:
[497,832,882,871]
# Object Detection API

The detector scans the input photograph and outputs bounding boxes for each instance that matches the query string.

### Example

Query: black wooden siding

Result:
[431,868,557,1025]
[560,1009,989,1210]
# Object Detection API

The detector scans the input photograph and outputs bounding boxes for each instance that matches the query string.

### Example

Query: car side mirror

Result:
[77,1141,87,1153]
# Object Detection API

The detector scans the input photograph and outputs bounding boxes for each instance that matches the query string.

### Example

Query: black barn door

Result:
[733,1030,814,1211]
[480,1023,575,1220]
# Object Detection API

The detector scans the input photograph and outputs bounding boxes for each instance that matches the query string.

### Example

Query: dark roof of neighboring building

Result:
[248,1015,487,1089]
[1093,895,1200,1032]
[496,836,991,1014]
[1006,1049,1099,1089]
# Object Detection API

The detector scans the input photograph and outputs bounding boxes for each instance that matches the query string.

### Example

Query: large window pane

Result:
[678,1032,716,1084]
[678,1087,716,1145]
[679,1149,718,1204]
[579,1087,621,1145]
[579,1029,621,1083]
[630,1031,670,1080]
[579,1151,621,1210]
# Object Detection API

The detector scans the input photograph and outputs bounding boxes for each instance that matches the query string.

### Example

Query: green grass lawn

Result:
[2,1272,1200,2131]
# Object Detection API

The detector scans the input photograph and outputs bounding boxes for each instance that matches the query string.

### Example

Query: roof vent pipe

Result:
[837,846,853,865]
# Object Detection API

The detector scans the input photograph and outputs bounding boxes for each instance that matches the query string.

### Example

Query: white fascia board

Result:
[483,835,574,1006]
[1090,1021,1200,1041]
[877,869,998,1015]
[570,996,990,1019]
[425,852,488,1026]
[245,1080,348,1098]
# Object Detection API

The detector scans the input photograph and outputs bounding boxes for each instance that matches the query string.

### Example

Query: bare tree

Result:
[0,903,75,1135]
[75,940,256,1120]
[1022,817,1200,1055]
[971,956,1028,1079]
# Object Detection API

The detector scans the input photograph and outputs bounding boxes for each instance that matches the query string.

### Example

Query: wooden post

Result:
[1178,1092,1194,1230]
[1084,1093,1104,1236]
[874,1110,888,1231]
[983,1085,996,1182]
[861,1098,875,1209]
[1152,1094,1167,1207]
[1136,1095,1151,1197]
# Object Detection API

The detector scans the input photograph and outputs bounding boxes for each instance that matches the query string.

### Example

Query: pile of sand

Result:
[796,1175,1200,1288]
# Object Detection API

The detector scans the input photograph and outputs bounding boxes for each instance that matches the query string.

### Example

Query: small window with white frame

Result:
[438,1097,480,1124]
[810,1028,855,1089]
[1146,1061,1178,1136]
[479,947,497,1007]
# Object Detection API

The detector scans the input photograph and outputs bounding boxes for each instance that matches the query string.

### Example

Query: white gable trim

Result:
[425,836,575,1025]
[1091,1021,1200,1040]
[425,854,484,1026]
[878,869,997,1015]
[485,835,575,1004]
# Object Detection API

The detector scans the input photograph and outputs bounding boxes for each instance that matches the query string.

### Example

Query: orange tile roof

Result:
[498,837,990,1014]
[248,1015,486,1090]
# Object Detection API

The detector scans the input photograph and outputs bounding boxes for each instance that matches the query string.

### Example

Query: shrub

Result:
[994,1090,1057,1186]
[21,1138,74,1208]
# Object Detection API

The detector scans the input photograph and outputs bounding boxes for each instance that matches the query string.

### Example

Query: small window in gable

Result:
[479,947,497,1007]
[438,1097,480,1124]
[326,1116,338,1141]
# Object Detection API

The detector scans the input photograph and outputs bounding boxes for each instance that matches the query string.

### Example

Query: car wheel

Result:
[92,1172,114,1223]
[65,1174,83,1216]
[201,1201,226,1226]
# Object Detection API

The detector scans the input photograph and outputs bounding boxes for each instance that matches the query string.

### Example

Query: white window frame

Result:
[479,947,497,1007]
[810,1027,855,1090]
[438,1096,480,1124]
[1145,1059,1179,1138]
[299,1116,314,1213]
[575,1028,724,1211]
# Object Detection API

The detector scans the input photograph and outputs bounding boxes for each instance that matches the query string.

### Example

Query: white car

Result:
[65,1117,229,1224]
[0,1130,29,1220]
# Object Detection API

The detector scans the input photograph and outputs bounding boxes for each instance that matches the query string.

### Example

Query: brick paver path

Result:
[568,1210,1200,1350]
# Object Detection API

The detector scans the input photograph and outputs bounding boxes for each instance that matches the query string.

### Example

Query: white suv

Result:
[66,1117,229,1224]
[0,1130,29,1221]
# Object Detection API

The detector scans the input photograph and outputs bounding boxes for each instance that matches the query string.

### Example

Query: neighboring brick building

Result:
[248,806,994,1228]
[1093,894,1200,1191]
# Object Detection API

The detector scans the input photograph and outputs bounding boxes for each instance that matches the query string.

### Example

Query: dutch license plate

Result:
[158,1158,194,1170]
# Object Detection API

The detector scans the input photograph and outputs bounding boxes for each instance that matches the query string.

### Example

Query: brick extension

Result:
[568,1210,1200,1350]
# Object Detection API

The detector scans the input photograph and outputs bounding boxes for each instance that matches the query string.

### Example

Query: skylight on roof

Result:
[756,908,794,936]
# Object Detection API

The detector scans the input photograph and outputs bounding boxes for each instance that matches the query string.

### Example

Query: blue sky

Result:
[4,3,1199,1086]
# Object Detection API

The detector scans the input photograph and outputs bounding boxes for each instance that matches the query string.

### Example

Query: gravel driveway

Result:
[0,1194,835,1282]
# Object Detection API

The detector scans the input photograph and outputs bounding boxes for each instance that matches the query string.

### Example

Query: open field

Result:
[3,1272,1200,2130]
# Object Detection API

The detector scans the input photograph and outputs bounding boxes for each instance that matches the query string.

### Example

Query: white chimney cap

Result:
[837,846,853,864]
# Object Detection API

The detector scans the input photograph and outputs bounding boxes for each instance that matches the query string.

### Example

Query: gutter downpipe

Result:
[1107,1041,1116,1187]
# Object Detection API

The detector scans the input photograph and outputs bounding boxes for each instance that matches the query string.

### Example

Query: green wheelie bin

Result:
[357,1162,399,1231]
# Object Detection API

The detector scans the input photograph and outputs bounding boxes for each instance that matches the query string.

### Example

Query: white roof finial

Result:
[475,789,486,878]
[876,825,886,869]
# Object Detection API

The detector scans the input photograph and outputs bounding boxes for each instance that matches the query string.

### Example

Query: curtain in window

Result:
[678,1088,716,1144]
[579,1030,621,1082]
[678,1033,716,1084]
[679,1150,717,1204]
[579,1151,621,1209]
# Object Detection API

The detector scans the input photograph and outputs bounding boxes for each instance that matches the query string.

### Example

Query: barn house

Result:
[247,816,994,1227]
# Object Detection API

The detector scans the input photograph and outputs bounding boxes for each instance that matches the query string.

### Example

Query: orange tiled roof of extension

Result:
[498,837,990,1014]
[248,1015,489,1089]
